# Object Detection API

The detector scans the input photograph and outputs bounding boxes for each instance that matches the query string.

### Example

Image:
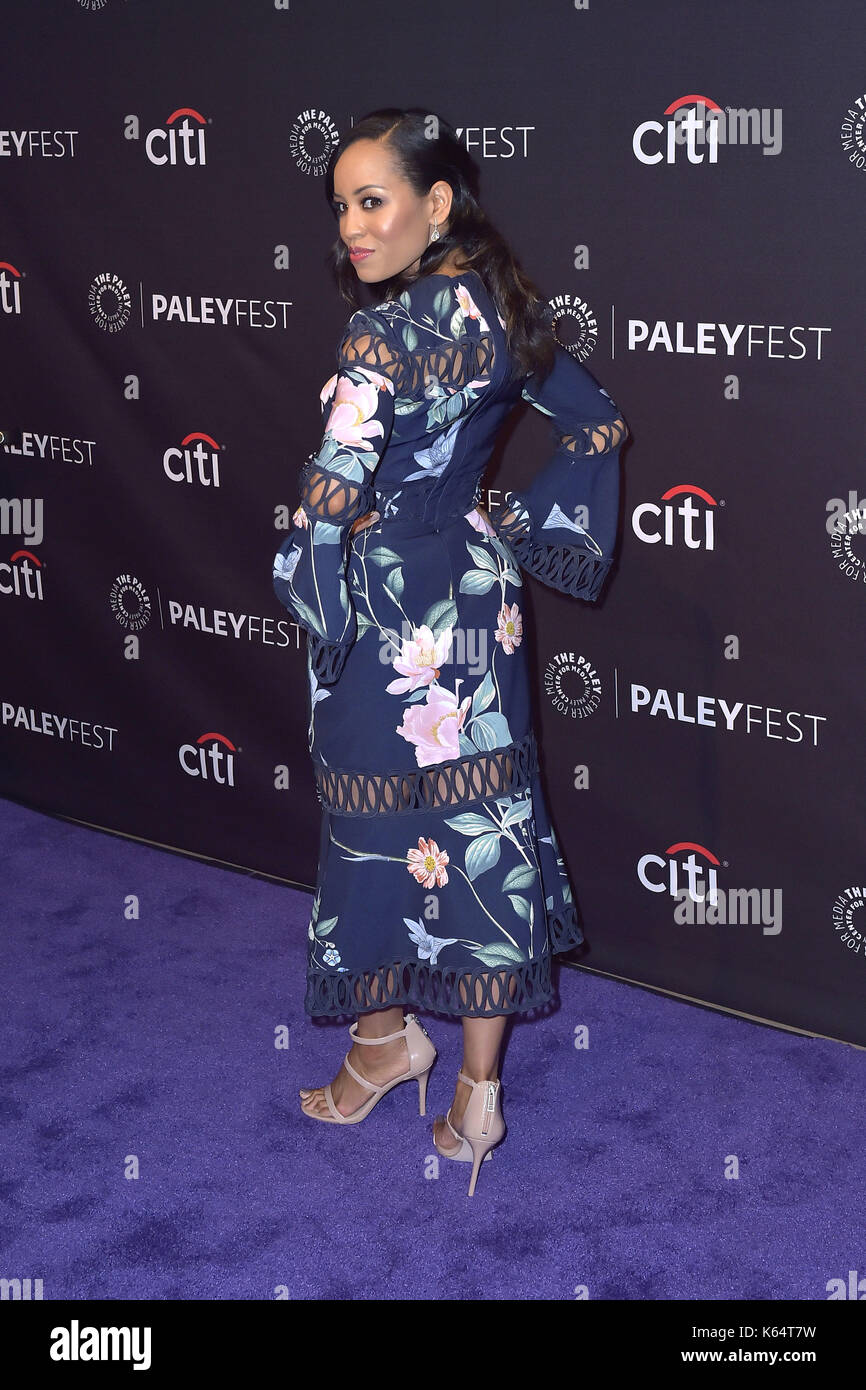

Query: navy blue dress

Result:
[272,268,628,1019]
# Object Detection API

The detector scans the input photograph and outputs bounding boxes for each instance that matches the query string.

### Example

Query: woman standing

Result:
[272,109,628,1196]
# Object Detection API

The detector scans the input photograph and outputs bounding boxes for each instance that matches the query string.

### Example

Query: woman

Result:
[272,108,628,1196]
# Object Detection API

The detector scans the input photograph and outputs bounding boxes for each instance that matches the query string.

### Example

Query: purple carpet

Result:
[2,794,863,1301]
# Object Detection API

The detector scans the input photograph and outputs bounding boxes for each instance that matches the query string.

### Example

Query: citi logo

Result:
[633,94,782,164]
[638,841,721,904]
[1,262,22,314]
[179,731,238,785]
[146,108,208,166]
[164,432,221,486]
[632,485,718,549]
[0,549,43,600]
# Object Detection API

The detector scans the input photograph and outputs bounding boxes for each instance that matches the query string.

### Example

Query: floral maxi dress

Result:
[272,269,628,1019]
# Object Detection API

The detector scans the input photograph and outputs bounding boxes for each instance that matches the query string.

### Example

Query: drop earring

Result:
[428,220,440,243]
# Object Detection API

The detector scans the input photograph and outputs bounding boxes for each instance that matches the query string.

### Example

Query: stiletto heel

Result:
[466,1137,489,1199]
[432,1068,506,1196]
[299,1013,436,1124]
[417,1063,432,1116]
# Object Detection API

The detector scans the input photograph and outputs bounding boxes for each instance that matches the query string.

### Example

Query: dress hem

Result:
[304,900,585,1020]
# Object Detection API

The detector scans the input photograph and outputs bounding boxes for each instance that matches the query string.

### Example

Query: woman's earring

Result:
[429,220,440,243]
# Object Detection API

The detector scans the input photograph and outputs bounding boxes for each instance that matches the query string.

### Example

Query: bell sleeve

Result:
[487,342,629,601]
[272,310,400,685]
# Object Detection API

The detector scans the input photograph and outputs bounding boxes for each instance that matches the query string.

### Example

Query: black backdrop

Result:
[2,0,864,1045]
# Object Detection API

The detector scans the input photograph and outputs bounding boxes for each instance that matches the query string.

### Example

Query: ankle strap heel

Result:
[301,1013,437,1125]
[433,1068,507,1196]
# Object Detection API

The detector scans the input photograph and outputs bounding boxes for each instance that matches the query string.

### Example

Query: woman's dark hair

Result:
[324,107,557,386]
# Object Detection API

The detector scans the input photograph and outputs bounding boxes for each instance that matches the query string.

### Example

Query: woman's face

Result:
[331,139,451,284]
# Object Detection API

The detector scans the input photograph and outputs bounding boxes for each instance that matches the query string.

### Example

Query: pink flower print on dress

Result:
[395,683,472,766]
[385,624,454,694]
[495,602,523,654]
[323,368,395,449]
[464,507,495,536]
[454,283,490,335]
[406,836,450,888]
[319,373,338,410]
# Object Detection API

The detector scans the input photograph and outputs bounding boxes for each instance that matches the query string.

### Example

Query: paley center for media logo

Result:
[545,291,599,363]
[290,109,340,176]
[826,491,866,588]
[840,92,866,173]
[633,94,782,163]
[110,574,152,632]
[89,271,132,332]
[831,886,866,958]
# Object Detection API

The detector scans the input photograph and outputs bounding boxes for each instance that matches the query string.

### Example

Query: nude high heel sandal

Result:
[299,1013,436,1125]
[432,1069,506,1196]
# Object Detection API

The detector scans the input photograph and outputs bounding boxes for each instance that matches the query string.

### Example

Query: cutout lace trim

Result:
[489,503,612,600]
[300,459,376,527]
[307,631,354,685]
[339,319,410,388]
[560,416,628,456]
[502,527,612,600]
[304,900,584,1018]
[339,313,496,397]
[402,333,496,394]
[314,730,537,816]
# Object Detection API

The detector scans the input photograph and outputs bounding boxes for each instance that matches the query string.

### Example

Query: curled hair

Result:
[324,107,557,386]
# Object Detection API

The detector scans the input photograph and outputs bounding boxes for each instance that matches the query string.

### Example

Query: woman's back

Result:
[323,268,520,529]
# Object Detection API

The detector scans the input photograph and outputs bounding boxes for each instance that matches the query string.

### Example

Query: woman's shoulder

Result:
[363,269,505,348]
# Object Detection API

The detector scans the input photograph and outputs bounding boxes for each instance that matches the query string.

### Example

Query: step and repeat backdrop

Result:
[1,1,864,1044]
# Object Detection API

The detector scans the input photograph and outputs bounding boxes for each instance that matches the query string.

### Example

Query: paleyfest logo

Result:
[633,94,782,163]
[840,92,866,173]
